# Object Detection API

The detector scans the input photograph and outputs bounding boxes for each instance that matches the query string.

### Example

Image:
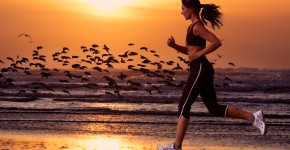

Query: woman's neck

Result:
[191,16,201,24]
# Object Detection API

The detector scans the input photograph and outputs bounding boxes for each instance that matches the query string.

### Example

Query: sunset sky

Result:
[1,0,290,69]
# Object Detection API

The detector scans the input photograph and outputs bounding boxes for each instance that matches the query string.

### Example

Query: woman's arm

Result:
[167,36,188,55]
[189,24,222,61]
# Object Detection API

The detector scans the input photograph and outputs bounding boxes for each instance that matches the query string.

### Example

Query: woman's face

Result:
[181,4,192,20]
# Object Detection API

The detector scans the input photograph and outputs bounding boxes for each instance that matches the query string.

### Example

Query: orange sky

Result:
[1,0,290,69]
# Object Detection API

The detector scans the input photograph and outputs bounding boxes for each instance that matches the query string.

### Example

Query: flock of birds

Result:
[0,34,238,98]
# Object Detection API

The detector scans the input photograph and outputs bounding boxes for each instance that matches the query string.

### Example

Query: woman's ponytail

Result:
[200,4,223,30]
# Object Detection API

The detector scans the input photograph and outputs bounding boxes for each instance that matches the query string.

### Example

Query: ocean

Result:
[1,68,289,127]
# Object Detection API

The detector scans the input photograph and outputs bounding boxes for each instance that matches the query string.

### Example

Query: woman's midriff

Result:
[187,45,205,58]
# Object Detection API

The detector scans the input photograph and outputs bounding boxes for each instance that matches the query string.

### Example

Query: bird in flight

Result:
[17,34,32,39]
[228,62,235,67]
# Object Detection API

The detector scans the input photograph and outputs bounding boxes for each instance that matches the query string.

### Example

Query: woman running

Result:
[157,0,267,150]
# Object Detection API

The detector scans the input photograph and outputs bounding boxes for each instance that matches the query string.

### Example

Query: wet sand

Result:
[0,130,289,150]
[0,111,290,150]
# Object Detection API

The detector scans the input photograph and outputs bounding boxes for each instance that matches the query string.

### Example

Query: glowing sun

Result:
[83,0,134,14]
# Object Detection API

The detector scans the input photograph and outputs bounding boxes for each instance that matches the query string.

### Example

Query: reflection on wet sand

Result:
[0,133,146,150]
[1,131,288,150]
[77,136,122,150]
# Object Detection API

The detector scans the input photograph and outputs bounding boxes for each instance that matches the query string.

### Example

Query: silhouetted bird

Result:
[166,61,175,65]
[140,55,147,59]
[72,64,81,69]
[37,46,43,50]
[92,44,99,48]
[173,63,183,71]
[154,54,160,58]
[84,72,92,77]
[106,63,114,68]
[114,90,123,98]
[103,44,110,53]
[127,80,142,87]
[24,70,32,75]
[128,43,135,46]
[103,76,116,82]
[63,47,69,51]
[41,72,52,79]
[103,69,110,73]
[102,54,110,57]
[17,34,31,40]
[53,68,59,72]
[118,51,129,58]
[142,59,151,64]
[61,56,71,60]
[228,62,235,67]
[1,68,9,73]
[120,58,126,63]
[93,66,103,72]
[117,72,128,81]
[128,65,135,70]
[0,60,4,64]
[129,52,138,56]
[7,57,14,62]
[140,47,148,52]
[62,90,71,95]
[137,64,146,67]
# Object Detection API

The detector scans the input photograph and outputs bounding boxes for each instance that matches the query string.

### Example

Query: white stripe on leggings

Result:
[179,62,202,119]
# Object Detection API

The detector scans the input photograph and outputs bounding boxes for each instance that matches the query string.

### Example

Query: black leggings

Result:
[178,57,228,119]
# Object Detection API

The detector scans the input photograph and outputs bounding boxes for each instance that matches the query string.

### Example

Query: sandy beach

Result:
[1,109,289,150]
[1,130,288,150]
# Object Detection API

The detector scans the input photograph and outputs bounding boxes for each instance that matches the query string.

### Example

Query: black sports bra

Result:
[186,21,206,46]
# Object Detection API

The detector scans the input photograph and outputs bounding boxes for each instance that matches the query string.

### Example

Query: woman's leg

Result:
[200,82,253,123]
[173,62,202,149]
[174,117,190,148]
[226,105,254,123]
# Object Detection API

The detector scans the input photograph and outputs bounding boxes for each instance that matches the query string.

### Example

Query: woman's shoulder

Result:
[192,21,206,34]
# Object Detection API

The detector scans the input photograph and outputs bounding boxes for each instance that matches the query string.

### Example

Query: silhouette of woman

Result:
[158,0,266,149]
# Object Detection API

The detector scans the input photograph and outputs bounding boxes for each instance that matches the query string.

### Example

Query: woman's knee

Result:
[207,104,227,117]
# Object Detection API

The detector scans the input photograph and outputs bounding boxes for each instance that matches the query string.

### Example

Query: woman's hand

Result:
[188,51,201,62]
[167,36,175,47]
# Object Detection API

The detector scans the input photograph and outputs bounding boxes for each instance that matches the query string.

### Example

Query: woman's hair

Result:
[182,0,223,30]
